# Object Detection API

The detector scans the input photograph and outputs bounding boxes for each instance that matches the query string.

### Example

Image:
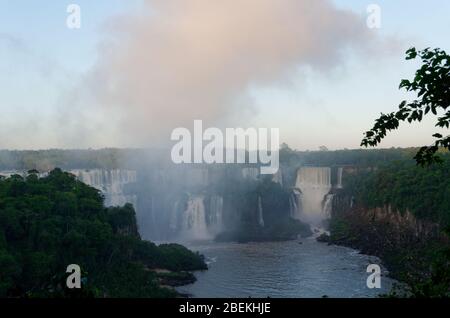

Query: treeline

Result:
[0,147,436,172]
[279,146,424,167]
[0,149,137,171]
[344,155,450,226]
[0,169,206,298]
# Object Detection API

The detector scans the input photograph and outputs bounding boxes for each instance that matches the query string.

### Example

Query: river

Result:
[177,238,396,298]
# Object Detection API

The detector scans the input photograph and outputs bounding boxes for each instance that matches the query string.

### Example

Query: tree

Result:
[361,47,450,166]
[0,169,206,297]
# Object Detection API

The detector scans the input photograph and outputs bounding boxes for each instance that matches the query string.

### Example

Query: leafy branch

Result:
[361,47,450,166]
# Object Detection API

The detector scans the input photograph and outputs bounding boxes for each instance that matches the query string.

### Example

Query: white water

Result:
[337,167,343,189]
[257,196,265,227]
[294,167,332,226]
[172,195,224,240]
[209,195,224,234]
[169,199,179,231]
[181,196,210,240]
[289,189,302,219]
[71,169,138,207]
[323,193,335,219]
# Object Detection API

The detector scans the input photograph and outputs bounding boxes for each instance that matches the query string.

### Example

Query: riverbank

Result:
[318,204,450,297]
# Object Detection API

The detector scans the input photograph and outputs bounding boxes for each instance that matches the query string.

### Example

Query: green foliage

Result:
[362,47,450,166]
[157,244,207,272]
[156,271,196,287]
[358,49,450,296]
[283,148,418,167]
[328,218,355,243]
[337,157,450,297]
[344,156,450,225]
[93,262,177,298]
[0,169,206,298]
[217,176,311,242]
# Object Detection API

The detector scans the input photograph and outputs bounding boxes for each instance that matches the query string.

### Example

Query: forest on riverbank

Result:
[0,169,206,298]
[323,155,450,297]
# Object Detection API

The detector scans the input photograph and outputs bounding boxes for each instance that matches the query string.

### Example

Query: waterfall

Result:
[208,195,224,233]
[169,200,179,231]
[289,189,302,219]
[336,167,343,189]
[322,194,335,219]
[242,167,259,180]
[71,169,138,208]
[181,196,210,240]
[171,194,224,240]
[257,196,265,227]
[295,167,332,226]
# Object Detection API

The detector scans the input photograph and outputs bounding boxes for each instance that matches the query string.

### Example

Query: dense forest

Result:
[344,154,450,226]
[0,169,206,298]
[324,155,450,297]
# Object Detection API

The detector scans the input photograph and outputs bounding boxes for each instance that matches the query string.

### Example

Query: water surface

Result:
[177,238,395,298]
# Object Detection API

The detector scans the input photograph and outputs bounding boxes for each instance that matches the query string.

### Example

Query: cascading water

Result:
[170,194,224,240]
[322,194,335,219]
[169,199,179,231]
[257,196,265,227]
[208,195,224,233]
[336,167,343,189]
[71,169,138,207]
[294,167,332,227]
[289,189,302,219]
[181,196,210,240]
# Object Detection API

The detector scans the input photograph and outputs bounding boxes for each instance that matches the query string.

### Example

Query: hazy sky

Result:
[0,0,449,150]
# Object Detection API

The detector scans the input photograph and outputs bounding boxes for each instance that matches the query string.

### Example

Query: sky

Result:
[0,0,449,151]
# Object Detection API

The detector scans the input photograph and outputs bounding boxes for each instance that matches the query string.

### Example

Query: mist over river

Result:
[177,238,396,298]
[0,166,399,298]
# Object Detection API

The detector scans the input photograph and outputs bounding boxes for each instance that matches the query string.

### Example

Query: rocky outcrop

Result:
[326,193,447,280]
[332,194,441,244]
